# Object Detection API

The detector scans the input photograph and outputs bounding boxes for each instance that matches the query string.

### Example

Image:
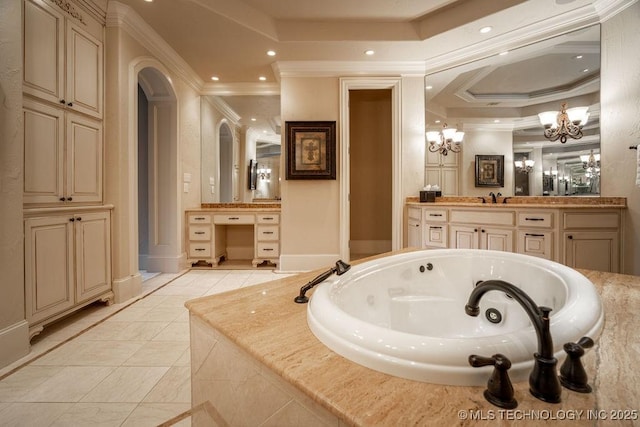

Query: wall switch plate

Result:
[183,183,190,193]
[183,173,192,183]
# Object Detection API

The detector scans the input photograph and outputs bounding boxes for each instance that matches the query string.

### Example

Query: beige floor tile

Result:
[18,366,114,402]
[0,402,74,427]
[121,403,191,427]
[0,366,64,402]
[81,366,169,403]
[32,340,145,366]
[78,321,170,341]
[143,366,191,403]
[174,348,191,367]
[50,402,137,427]
[143,306,186,322]
[152,322,190,342]
[122,341,190,367]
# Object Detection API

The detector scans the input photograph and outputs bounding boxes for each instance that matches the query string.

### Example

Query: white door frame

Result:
[339,77,403,261]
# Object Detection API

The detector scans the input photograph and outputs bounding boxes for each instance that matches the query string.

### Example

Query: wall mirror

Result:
[425,24,600,197]
[201,95,281,203]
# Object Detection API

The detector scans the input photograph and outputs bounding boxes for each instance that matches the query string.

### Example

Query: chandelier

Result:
[581,149,600,175]
[514,155,535,173]
[538,102,589,143]
[257,166,271,181]
[426,123,463,156]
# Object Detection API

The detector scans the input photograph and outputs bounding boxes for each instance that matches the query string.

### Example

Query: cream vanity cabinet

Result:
[425,150,459,196]
[24,209,113,338]
[186,209,281,267]
[23,99,103,205]
[23,0,103,119]
[422,207,448,248]
[562,210,621,273]
[449,209,514,252]
[407,208,422,248]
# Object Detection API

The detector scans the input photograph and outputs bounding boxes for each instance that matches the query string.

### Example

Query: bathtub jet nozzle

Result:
[294,260,351,304]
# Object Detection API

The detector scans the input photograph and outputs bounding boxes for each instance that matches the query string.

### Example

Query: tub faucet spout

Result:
[465,280,562,403]
[489,192,501,203]
[294,260,351,303]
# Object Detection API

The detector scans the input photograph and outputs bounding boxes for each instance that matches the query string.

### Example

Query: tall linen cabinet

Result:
[22,0,111,339]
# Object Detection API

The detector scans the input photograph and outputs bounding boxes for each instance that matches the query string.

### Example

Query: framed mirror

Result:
[425,24,600,197]
[201,95,281,203]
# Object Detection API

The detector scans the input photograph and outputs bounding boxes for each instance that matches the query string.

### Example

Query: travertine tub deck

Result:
[186,252,639,426]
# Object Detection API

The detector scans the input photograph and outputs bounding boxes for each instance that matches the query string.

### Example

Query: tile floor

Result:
[0,268,292,426]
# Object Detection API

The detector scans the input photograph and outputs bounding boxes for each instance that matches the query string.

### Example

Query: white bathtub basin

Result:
[307,249,603,386]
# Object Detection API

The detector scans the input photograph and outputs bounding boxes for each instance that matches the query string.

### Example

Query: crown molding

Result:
[273,60,425,79]
[200,82,280,96]
[205,96,242,125]
[106,1,203,93]
[595,0,639,22]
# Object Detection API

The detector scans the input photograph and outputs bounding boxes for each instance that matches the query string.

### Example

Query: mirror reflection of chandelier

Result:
[538,102,589,143]
[514,155,535,174]
[581,149,600,175]
[426,123,463,156]
[258,166,271,181]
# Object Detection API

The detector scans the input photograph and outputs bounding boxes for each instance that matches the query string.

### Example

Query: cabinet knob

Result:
[60,197,66,202]
[76,217,82,221]
[66,197,73,201]
[481,229,486,233]
[60,99,65,104]
[568,235,573,240]
[69,218,75,222]
[474,228,478,232]
[67,102,73,107]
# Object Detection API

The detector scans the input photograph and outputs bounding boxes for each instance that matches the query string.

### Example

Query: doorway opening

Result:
[349,89,393,260]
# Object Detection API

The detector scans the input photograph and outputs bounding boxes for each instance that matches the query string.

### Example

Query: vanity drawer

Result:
[189,243,211,258]
[423,209,447,222]
[257,242,279,258]
[257,214,280,224]
[256,225,279,241]
[189,213,211,224]
[450,209,515,226]
[189,226,211,241]
[517,211,555,228]
[213,214,254,225]
[563,211,619,229]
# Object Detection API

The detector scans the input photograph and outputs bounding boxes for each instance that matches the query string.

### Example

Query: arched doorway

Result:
[137,66,180,273]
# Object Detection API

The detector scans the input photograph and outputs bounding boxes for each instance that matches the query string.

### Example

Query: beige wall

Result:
[0,0,30,367]
[601,1,640,275]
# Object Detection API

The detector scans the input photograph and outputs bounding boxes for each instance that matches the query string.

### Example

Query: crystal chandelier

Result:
[514,155,535,173]
[581,149,600,175]
[538,102,589,143]
[426,123,463,156]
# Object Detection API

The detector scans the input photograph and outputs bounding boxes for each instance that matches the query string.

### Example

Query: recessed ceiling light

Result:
[267,50,276,57]
[259,76,267,81]
[210,76,219,81]
[583,68,589,73]
[480,26,492,34]
[364,49,375,56]
[494,119,500,123]
[144,0,153,2]
[251,118,257,122]
[435,120,441,124]
[499,51,509,56]
[575,55,583,59]
[425,85,433,90]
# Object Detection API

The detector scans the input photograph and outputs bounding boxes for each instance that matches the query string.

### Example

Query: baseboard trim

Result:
[112,273,143,303]
[146,253,186,274]
[0,320,30,369]
[278,254,341,273]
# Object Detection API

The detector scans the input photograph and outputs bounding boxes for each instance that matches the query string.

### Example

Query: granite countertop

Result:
[196,203,281,210]
[186,255,640,426]
[406,196,627,209]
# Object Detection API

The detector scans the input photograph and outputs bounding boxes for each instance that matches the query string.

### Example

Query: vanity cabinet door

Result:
[407,218,422,248]
[480,227,513,252]
[424,224,447,248]
[449,225,479,249]
[564,231,619,273]
[517,231,553,260]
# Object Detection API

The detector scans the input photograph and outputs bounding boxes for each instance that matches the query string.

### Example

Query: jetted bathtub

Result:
[307,249,603,386]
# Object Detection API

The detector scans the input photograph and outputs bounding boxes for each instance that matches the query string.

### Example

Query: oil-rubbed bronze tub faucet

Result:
[294,260,351,303]
[465,280,562,403]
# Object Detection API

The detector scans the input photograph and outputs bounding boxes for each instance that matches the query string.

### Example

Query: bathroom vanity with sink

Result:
[185,203,280,268]
[406,196,626,273]
[186,250,640,426]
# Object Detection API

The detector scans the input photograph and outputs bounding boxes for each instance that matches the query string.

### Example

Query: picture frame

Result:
[475,155,504,187]
[285,121,336,180]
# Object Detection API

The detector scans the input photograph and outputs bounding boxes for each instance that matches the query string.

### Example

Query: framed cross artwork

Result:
[285,121,336,180]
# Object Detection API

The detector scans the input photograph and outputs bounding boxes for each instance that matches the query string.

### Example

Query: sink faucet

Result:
[489,192,501,203]
[465,280,562,403]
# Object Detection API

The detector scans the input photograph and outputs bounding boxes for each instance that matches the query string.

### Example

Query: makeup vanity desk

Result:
[185,203,280,268]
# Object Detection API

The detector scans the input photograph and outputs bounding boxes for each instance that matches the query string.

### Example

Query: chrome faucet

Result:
[489,192,502,203]
[465,280,562,403]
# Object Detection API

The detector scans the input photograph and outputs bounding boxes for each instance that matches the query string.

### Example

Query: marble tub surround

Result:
[187,257,640,426]
[406,196,627,208]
